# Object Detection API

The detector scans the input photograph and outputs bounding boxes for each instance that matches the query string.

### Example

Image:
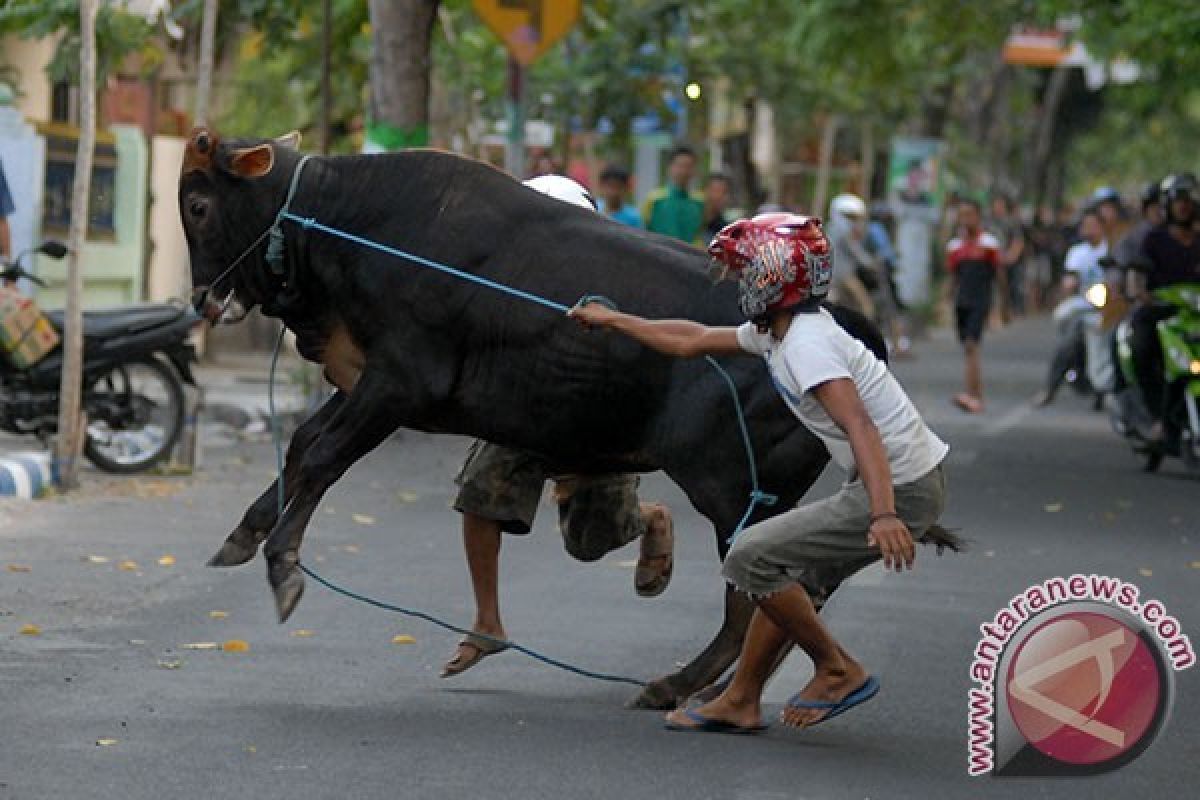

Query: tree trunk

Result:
[1022,66,1071,210]
[811,112,841,217]
[194,0,218,126]
[320,0,333,154]
[366,0,440,151]
[55,0,98,490]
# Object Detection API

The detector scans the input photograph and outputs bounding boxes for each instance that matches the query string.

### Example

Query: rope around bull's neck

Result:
[260,209,779,687]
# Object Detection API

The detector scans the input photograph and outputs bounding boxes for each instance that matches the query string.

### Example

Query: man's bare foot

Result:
[664,694,763,732]
[781,660,870,728]
[440,625,509,678]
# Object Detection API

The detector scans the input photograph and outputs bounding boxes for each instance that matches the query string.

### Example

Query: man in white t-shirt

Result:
[1063,209,1109,289]
[571,213,952,735]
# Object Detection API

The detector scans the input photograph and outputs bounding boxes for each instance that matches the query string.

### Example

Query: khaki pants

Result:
[722,465,946,597]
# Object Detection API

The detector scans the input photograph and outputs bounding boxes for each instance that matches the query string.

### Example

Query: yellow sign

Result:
[472,0,581,66]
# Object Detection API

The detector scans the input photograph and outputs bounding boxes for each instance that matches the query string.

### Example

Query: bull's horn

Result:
[275,131,302,150]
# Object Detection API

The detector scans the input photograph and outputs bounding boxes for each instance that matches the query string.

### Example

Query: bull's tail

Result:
[917,524,966,555]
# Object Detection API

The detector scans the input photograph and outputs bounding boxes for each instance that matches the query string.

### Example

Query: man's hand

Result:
[867,515,915,572]
[568,300,621,330]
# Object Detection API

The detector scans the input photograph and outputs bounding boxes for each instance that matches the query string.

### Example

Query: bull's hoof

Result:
[272,570,306,623]
[626,677,681,710]
[207,532,261,568]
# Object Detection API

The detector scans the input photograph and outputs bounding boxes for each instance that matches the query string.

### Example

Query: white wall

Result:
[148,135,189,303]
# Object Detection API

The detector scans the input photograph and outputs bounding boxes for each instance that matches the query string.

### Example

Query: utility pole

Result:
[504,55,525,178]
[194,0,218,126]
[54,0,97,490]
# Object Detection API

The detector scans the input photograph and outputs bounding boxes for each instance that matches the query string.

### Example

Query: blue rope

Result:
[260,212,782,685]
[281,213,571,314]
[268,330,644,687]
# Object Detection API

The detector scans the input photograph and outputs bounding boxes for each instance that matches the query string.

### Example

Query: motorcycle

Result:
[1,241,201,473]
[1040,273,1116,407]
[1110,282,1200,473]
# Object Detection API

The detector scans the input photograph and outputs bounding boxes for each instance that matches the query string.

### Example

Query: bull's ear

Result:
[275,131,302,150]
[228,143,275,179]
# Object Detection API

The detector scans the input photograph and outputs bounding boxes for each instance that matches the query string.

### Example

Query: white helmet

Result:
[829,192,867,220]
[523,174,597,211]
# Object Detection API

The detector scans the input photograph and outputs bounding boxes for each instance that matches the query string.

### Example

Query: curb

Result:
[0,452,53,499]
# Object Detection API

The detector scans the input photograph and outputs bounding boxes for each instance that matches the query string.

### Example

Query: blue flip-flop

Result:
[785,675,880,727]
[664,708,768,735]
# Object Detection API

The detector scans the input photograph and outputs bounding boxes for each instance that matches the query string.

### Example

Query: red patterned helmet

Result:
[708,213,833,321]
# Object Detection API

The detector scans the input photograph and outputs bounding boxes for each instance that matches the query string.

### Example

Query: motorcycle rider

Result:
[1115,182,1165,271]
[1034,209,1109,407]
[1127,173,1200,441]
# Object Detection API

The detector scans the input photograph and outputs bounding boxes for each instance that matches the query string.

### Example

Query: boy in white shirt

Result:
[571,213,950,733]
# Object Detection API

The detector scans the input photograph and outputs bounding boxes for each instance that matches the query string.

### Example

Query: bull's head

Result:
[179,127,302,323]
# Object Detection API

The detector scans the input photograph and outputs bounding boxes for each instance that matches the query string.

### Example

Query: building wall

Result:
[3,35,58,122]
[147,135,189,303]
[33,125,148,309]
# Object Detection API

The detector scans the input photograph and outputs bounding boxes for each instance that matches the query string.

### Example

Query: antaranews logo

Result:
[967,574,1194,777]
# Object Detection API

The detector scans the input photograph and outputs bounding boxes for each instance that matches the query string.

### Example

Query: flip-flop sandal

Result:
[635,507,674,598]
[440,633,510,679]
[664,708,768,735]
[785,675,880,728]
[952,393,984,414]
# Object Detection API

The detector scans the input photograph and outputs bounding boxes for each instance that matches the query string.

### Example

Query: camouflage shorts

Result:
[453,440,646,562]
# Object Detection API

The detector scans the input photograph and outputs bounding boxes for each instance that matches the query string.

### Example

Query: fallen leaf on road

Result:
[351,514,375,526]
[209,610,228,619]
[6,564,31,573]
[244,745,257,754]
[129,639,146,645]
[19,624,41,635]
[614,559,638,569]
[222,639,250,653]
[118,560,139,572]
[290,629,314,638]
[1043,503,1063,513]
[181,642,219,650]
[157,658,183,670]
[391,634,416,645]
[984,550,995,558]
[1139,568,1153,577]
[342,544,360,554]
[95,739,118,747]
[313,555,326,563]
[396,490,420,505]
[157,555,176,567]
[85,555,110,564]
[1191,561,1200,569]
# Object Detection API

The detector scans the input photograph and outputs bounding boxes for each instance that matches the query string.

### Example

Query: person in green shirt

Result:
[642,145,704,243]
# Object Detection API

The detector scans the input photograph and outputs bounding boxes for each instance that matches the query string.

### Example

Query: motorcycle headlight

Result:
[1085,283,1107,309]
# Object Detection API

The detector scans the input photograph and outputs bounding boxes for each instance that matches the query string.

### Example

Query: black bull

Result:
[180,130,946,710]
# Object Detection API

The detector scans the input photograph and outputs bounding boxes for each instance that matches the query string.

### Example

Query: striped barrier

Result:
[0,452,53,499]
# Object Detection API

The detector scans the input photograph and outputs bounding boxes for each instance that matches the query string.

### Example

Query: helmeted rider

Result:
[570,212,951,735]
[826,193,880,322]
[1127,173,1200,436]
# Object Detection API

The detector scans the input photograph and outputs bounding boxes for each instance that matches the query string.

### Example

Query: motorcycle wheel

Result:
[1142,450,1164,473]
[83,357,185,474]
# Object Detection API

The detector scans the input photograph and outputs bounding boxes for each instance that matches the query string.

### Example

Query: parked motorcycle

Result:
[1110,282,1200,473]
[1,242,200,473]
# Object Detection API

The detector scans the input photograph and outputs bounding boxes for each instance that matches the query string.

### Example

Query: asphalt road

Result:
[2,316,1198,800]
